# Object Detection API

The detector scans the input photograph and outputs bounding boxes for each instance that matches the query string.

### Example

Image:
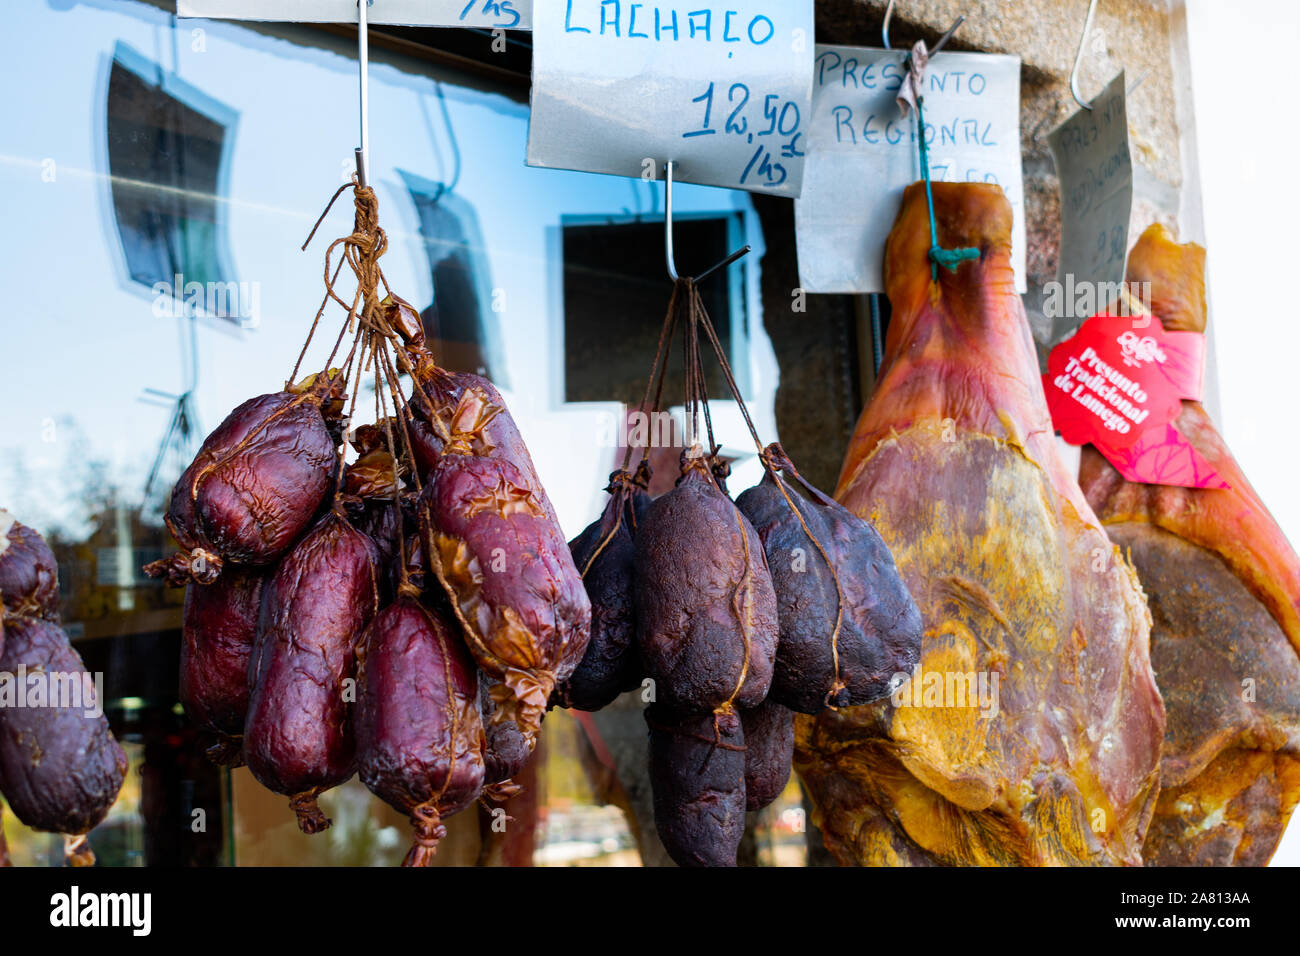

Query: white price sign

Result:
[177,1,531,29]
[526,1,814,197]
[795,45,1025,293]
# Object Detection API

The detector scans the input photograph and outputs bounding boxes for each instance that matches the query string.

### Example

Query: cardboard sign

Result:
[794,45,1025,293]
[1044,313,1227,488]
[526,1,814,197]
[1047,72,1132,340]
[177,1,531,30]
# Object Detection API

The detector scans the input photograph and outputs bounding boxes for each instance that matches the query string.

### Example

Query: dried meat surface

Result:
[795,182,1165,867]
[635,458,778,716]
[0,511,60,621]
[741,699,794,812]
[150,375,342,585]
[419,388,590,747]
[179,565,266,763]
[0,616,127,865]
[356,596,485,866]
[244,511,379,832]
[736,449,922,714]
[556,471,649,712]
[647,705,746,867]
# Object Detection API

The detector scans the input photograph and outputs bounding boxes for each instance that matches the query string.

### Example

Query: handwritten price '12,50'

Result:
[684,82,804,188]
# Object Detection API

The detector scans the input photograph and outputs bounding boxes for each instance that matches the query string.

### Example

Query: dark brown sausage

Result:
[646,704,745,867]
[635,456,778,716]
[145,372,343,586]
[356,596,485,866]
[735,444,923,713]
[419,387,590,748]
[739,699,794,811]
[480,676,530,801]
[0,616,127,866]
[0,510,60,621]
[402,340,560,526]
[178,565,267,764]
[554,470,649,712]
[244,511,379,833]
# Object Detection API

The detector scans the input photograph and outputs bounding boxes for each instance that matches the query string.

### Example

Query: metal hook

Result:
[665,160,680,281]
[355,0,373,185]
[663,161,752,282]
[884,0,964,56]
[1069,0,1100,110]
[930,15,965,55]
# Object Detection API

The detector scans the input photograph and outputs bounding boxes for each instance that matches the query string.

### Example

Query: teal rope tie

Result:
[913,93,980,281]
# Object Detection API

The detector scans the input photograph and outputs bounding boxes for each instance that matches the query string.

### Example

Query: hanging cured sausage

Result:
[244,511,380,833]
[740,699,794,812]
[0,515,126,866]
[480,677,530,801]
[1079,224,1300,866]
[736,444,922,714]
[146,372,344,586]
[795,182,1165,866]
[178,565,266,765]
[635,453,779,717]
[0,511,60,621]
[646,704,746,867]
[355,595,485,866]
[418,386,590,747]
[555,468,651,712]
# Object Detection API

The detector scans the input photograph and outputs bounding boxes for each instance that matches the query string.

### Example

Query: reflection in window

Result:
[400,169,506,384]
[562,215,749,406]
[106,42,238,321]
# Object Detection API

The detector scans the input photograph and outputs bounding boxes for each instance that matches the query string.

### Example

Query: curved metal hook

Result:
[665,160,679,281]
[663,160,752,283]
[884,1,964,57]
[1069,0,1100,110]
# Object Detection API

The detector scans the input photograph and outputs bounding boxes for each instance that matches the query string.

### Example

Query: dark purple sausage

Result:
[356,596,485,866]
[419,387,590,748]
[403,342,561,526]
[646,704,746,867]
[244,511,379,833]
[0,616,127,866]
[635,457,778,716]
[735,444,923,713]
[145,373,342,586]
[739,700,794,811]
[554,471,649,712]
[0,511,60,621]
[178,565,266,764]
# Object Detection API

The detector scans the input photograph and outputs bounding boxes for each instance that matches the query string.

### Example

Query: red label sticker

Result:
[1044,313,1227,489]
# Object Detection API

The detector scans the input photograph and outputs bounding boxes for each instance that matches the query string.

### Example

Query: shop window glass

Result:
[106,42,238,320]
[0,0,805,867]
[562,214,748,405]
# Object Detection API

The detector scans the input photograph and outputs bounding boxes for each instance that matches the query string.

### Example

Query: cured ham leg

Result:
[1080,224,1300,866]
[794,182,1165,866]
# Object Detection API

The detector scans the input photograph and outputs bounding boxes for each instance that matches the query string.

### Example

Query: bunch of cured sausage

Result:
[551,281,924,866]
[146,183,591,865]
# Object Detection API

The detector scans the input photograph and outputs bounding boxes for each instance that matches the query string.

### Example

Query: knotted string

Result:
[902,48,981,281]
